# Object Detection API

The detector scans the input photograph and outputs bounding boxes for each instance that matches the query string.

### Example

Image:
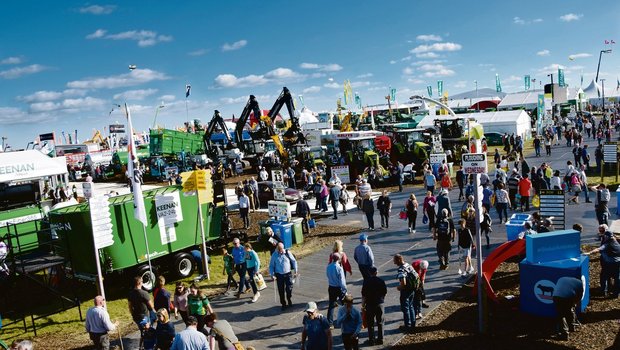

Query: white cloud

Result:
[453,81,467,88]
[222,40,247,51]
[423,69,455,77]
[323,82,340,89]
[0,64,48,79]
[67,68,170,89]
[418,64,447,71]
[30,97,106,113]
[537,63,583,75]
[403,67,414,75]
[113,88,158,101]
[188,49,208,56]
[299,63,343,72]
[367,86,388,92]
[219,96,250,105]
[86,29,173,47]
[505,75,522,82]
[401,56,412,62]
[303,86,321,94]
[79,5,116,15]
[159,95,176,102]
[18,89,86,103]
[416,34,442,42]
[389,60,397,64]
[0,106,49,125]
[310,72,326,78]
[411,59,446,67]
[351,81,371,88]
[213,67,304,88]
[1,57,22,65]
[513,17,525,25]
[533,18,543,23]
[560,13,583,22]
[568,53,592,60]
[514,17,543,25]
[410,42,462,53]
[407,78,425,84]
[357,73,373,78]
[537,49,550,56]
[416,52,440,59]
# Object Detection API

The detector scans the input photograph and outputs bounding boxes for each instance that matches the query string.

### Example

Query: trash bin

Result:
[510,214,532,222]
[271,221,293,249]
[290,218,304,245]
[616,188,620,215]
[506,219,526,241]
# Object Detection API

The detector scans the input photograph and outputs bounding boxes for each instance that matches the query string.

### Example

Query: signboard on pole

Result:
[273,185,286,201]
[331,165,351,184]
[268,200,291,221]
[109,124,126,134]
[539,189,566,230]
[155,191,183,245]
[430,153,446,167]
[271,169,284,186]
[462,153,488,174]
[82,182,94,199]
[90,196,114,249]
[603,142,618,163]
[39,132,55,142]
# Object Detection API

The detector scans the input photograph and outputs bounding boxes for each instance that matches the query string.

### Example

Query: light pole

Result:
[600,79,606,113]
[152,102,165,129]
[474,80,479,112]
[595,49,612,83]
[547,73,555,121]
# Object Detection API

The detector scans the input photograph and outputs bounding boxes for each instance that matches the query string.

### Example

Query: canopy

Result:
[497,90,543,110]
[0,150,67,183]
[417,110,532,139]
[583,79,601,99]
[298,107,319,126]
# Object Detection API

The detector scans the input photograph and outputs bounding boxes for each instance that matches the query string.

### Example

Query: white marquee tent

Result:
[417,110,532,139]
[497,90,543,110]
[0,150,67,183]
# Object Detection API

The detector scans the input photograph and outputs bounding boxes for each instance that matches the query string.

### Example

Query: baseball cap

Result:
[305,301,318,313]
[359,233,368,241]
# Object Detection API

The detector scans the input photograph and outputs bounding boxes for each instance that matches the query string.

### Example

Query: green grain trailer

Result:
[48,185,224,289]
[149,129,204,156]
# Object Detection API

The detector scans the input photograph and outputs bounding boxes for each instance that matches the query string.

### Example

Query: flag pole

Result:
[142,224,153,283]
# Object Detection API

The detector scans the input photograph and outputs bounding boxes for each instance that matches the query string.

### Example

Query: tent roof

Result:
[447,97,501,109]
[298,107,319,126]
[417,110,530,129]
[497,90,543,108]
[0,150,67,183]
[583,79,601,98]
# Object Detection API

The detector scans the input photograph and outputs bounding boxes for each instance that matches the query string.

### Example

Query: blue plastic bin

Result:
[510,214,532,221]
[506,219,526,241]
[271,221,293,249]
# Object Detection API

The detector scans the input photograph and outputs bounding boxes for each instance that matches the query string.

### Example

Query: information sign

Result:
[271,169,284,186]
[603,142,617,163]
[462,153,488,174]
[539,189,565,230]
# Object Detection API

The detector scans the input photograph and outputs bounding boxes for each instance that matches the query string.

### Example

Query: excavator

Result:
[203,110,244,164]
[84,130,109,149]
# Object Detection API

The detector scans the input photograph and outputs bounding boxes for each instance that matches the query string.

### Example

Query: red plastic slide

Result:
[473,239,526,303]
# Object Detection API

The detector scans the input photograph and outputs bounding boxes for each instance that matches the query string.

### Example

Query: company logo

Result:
[533,279,555,304]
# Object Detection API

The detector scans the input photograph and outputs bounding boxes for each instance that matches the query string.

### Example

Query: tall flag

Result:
[581,74,584,87]
[343,80,353,105]
[427,85,433,97]
[298,95,305,108]
[125,104,148,226]
[437,81,443,96]
[617,77,620,91]
[390,87,396,102]
[558,68,566,87]
[185,84,191,98]
[354,93,362,109]
[524,75,531,91]
[495,74,502,93]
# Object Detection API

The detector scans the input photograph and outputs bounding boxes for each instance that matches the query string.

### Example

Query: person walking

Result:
[353,234,375,281]
[518,174,532,212]
[221,248,238,294]
[507,169,521,211]
[155,309,176,350]
[551,277,584,341]
[329,240,352,277]
[335,294,362,350]
[376,190,392,229]
[590,183,611,225]
[328,183,342,220]
[424,170,436,194]
[433,208,455,270]
[128,276,155,335]
[361,194,375,231]
[173,282,190,325]
[456,166,466,201]
[269,242,298,310]
[494,183,511,224]
[423,191,437,231]
[578,165,591,203]
[187,283,213,335]
[85,295,118,350]
[295,198,312,234]
[405,194,418,234]
[320,180,329,212]
[153,276,172,314]
[393,254,418,333]
[231,238,249,297]
[436,189,452,218]
[544,136,552,156]
[244,243,262,303]
[301,302,332,350]
[326,253,348,328]
[361,267,387,346]
[457,219,475,276]
[169,316,210,350]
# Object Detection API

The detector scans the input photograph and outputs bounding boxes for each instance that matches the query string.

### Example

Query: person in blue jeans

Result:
[393,254,416,333]
[232,238,249,297]
[326,253,347,327]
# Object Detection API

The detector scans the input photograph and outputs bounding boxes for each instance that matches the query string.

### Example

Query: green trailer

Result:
[48,185,225,289]
[0,205,46,255]
[150,129,205,156]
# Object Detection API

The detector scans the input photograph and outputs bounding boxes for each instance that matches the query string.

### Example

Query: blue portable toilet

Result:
[271,221,293,249]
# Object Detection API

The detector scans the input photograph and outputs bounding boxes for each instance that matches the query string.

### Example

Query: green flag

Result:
[427,85,433,97]
[558,68,565,87]
[390,87,396,101]
[525,75,531,91]
[437,80,443,96]
[495,74,502,93]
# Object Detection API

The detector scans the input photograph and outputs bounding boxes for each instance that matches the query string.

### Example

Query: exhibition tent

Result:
[0,150,67,183]
[416,110,532,139]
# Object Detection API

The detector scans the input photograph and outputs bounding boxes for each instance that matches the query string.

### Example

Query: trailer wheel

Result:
[173,252,195,279]
[136,265,156,291]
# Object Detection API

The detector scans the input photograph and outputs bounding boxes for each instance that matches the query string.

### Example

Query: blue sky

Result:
[1,0,619,147]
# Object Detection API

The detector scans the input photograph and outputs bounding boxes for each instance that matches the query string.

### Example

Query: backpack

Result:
[404,265,420,291]
[436,218,451,240]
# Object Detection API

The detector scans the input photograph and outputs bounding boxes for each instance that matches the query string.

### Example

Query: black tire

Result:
[173,252,195,279]
[136,265,156,291]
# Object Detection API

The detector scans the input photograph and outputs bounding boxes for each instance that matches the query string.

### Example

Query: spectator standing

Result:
[481,207,493,249]
[518,174,532,212]
[405,194,418,234]
[353,234,375,281]
[494,183,511,224]
[238,192,250,229]
[361,194,375,231]
[551,277,584,341]
[85,296,118,350]
[361,267,387,346]
[187,283,213,335]
[231,238,249,296]
[244,243,262,303]
[393,254,417,333]
[376,190,392,229]
[585,228,620,297]
[155,309,176,350]
[264,227,283,255]
[169,316,210,350]
[340,184,351,215]
[423,191,437,231]
[320,180,329,212]
[173,282,190,325]
[590,183,611,225]
[507,169,521,211]
[328,183,342,220]
[533,136,541,157]
[433,209,455,270]
[456,166,466,201]
[243,180,256,212]
[329,240,352,277]
[436,189,452,218]
[424,170,436,193]
[295,198,312,234]
[269,243,298,310]
[544,137,552,156]
[412,260,429,318]
[128,276,155,334]
[578,165,591,203]
[326,253,348,327]
[301,302,332,350]
[335,294,362,350]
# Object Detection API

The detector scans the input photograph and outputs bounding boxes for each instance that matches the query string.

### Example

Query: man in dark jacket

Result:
[328,184,342,220]
[436,189,452,218]
[295,198,311,234]
[361,267,387,346]
[552,277,584,341]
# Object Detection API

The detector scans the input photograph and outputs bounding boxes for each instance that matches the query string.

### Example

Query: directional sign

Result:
[603,142,618,163]
[539,189,565,230]
[429,153,446,166]
[274,185,286,201]
[89,196,114,249]
[462,153,488,174]
[271,169,284,186]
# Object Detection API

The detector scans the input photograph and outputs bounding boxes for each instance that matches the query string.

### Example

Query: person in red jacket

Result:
[518,174,532,212]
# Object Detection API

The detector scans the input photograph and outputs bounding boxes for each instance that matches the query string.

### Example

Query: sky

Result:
[1,0,619,148]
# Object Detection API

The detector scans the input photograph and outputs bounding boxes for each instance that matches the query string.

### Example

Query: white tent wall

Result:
[416,110,532,140]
